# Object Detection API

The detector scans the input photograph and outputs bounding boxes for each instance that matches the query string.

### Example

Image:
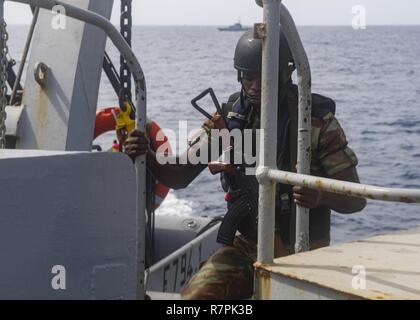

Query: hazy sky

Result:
[3,0,420,26]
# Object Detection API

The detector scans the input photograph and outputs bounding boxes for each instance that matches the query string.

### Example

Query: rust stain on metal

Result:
[36,91,47,119]
[35,85,49,146]
[254,23,266,39]
[315,179,323,189]
[400,196,415,203]
[254,262,274,269]
[366,290,393,300]
[255,269,271,300]
[269,169,420,203]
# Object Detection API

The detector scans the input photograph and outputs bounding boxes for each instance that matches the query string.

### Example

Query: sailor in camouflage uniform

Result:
[124,29,366,300]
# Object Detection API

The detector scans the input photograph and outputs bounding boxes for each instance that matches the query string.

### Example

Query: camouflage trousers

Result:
[180,236,258,300]
[180,234,329,300]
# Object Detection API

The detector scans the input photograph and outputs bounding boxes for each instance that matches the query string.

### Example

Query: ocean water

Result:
[6,25,420,244]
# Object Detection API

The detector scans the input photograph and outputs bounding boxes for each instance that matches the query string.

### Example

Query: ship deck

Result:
[256,228,420,300]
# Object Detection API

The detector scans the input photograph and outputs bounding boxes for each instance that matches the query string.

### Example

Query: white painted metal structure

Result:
[5,0,149,299]
[18,0,113,152]
[0,150,138,299]
[256,0,314,266]
[256,0,280,265]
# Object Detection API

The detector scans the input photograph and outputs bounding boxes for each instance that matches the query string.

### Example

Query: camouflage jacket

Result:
[197,85,359,247]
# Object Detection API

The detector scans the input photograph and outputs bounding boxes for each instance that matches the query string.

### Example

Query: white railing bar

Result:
[256,0,281,264]
[258,167,420,204]
[280,2,312,253]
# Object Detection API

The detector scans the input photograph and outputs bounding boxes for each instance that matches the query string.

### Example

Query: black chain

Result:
[120,0,132,103]
[0,21,9,148]
[120,0,156,267]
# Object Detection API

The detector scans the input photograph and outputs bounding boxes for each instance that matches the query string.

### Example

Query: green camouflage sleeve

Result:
[316,113,358,177]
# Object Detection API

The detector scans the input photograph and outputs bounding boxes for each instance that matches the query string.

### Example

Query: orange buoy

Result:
[94,107,120,140]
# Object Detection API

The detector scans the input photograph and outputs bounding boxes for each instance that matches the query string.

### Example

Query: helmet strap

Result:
[240,87,246,110]
[237,71,242,83]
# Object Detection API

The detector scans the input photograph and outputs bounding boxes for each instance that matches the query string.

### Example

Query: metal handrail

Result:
[258,168,420,203]
[257,0,314,263]
[280,3,312,253]
[256,0,281,264]
[9,6,39,105]
[5,0,147,300]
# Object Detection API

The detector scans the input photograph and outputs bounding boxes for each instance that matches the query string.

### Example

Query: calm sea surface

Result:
[7,25,420,244]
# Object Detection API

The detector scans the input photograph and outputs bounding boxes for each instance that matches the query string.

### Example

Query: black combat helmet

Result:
[234,29,294,80]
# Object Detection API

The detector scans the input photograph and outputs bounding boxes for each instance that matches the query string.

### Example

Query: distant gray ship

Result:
[218,21,249,32]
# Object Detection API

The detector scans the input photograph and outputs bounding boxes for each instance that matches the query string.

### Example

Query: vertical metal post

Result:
[257,0,281,264]
[10,7,39,105]
[280,4,312,254]
[135,81,147,300]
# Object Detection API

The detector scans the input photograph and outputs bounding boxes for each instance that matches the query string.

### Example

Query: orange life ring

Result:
[94,107,172,210]
[94,107,120,140]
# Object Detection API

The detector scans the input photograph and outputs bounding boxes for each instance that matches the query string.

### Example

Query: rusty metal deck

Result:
[255,228,420,300]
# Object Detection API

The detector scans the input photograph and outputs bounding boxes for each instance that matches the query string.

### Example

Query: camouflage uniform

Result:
[181,89,359,300]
